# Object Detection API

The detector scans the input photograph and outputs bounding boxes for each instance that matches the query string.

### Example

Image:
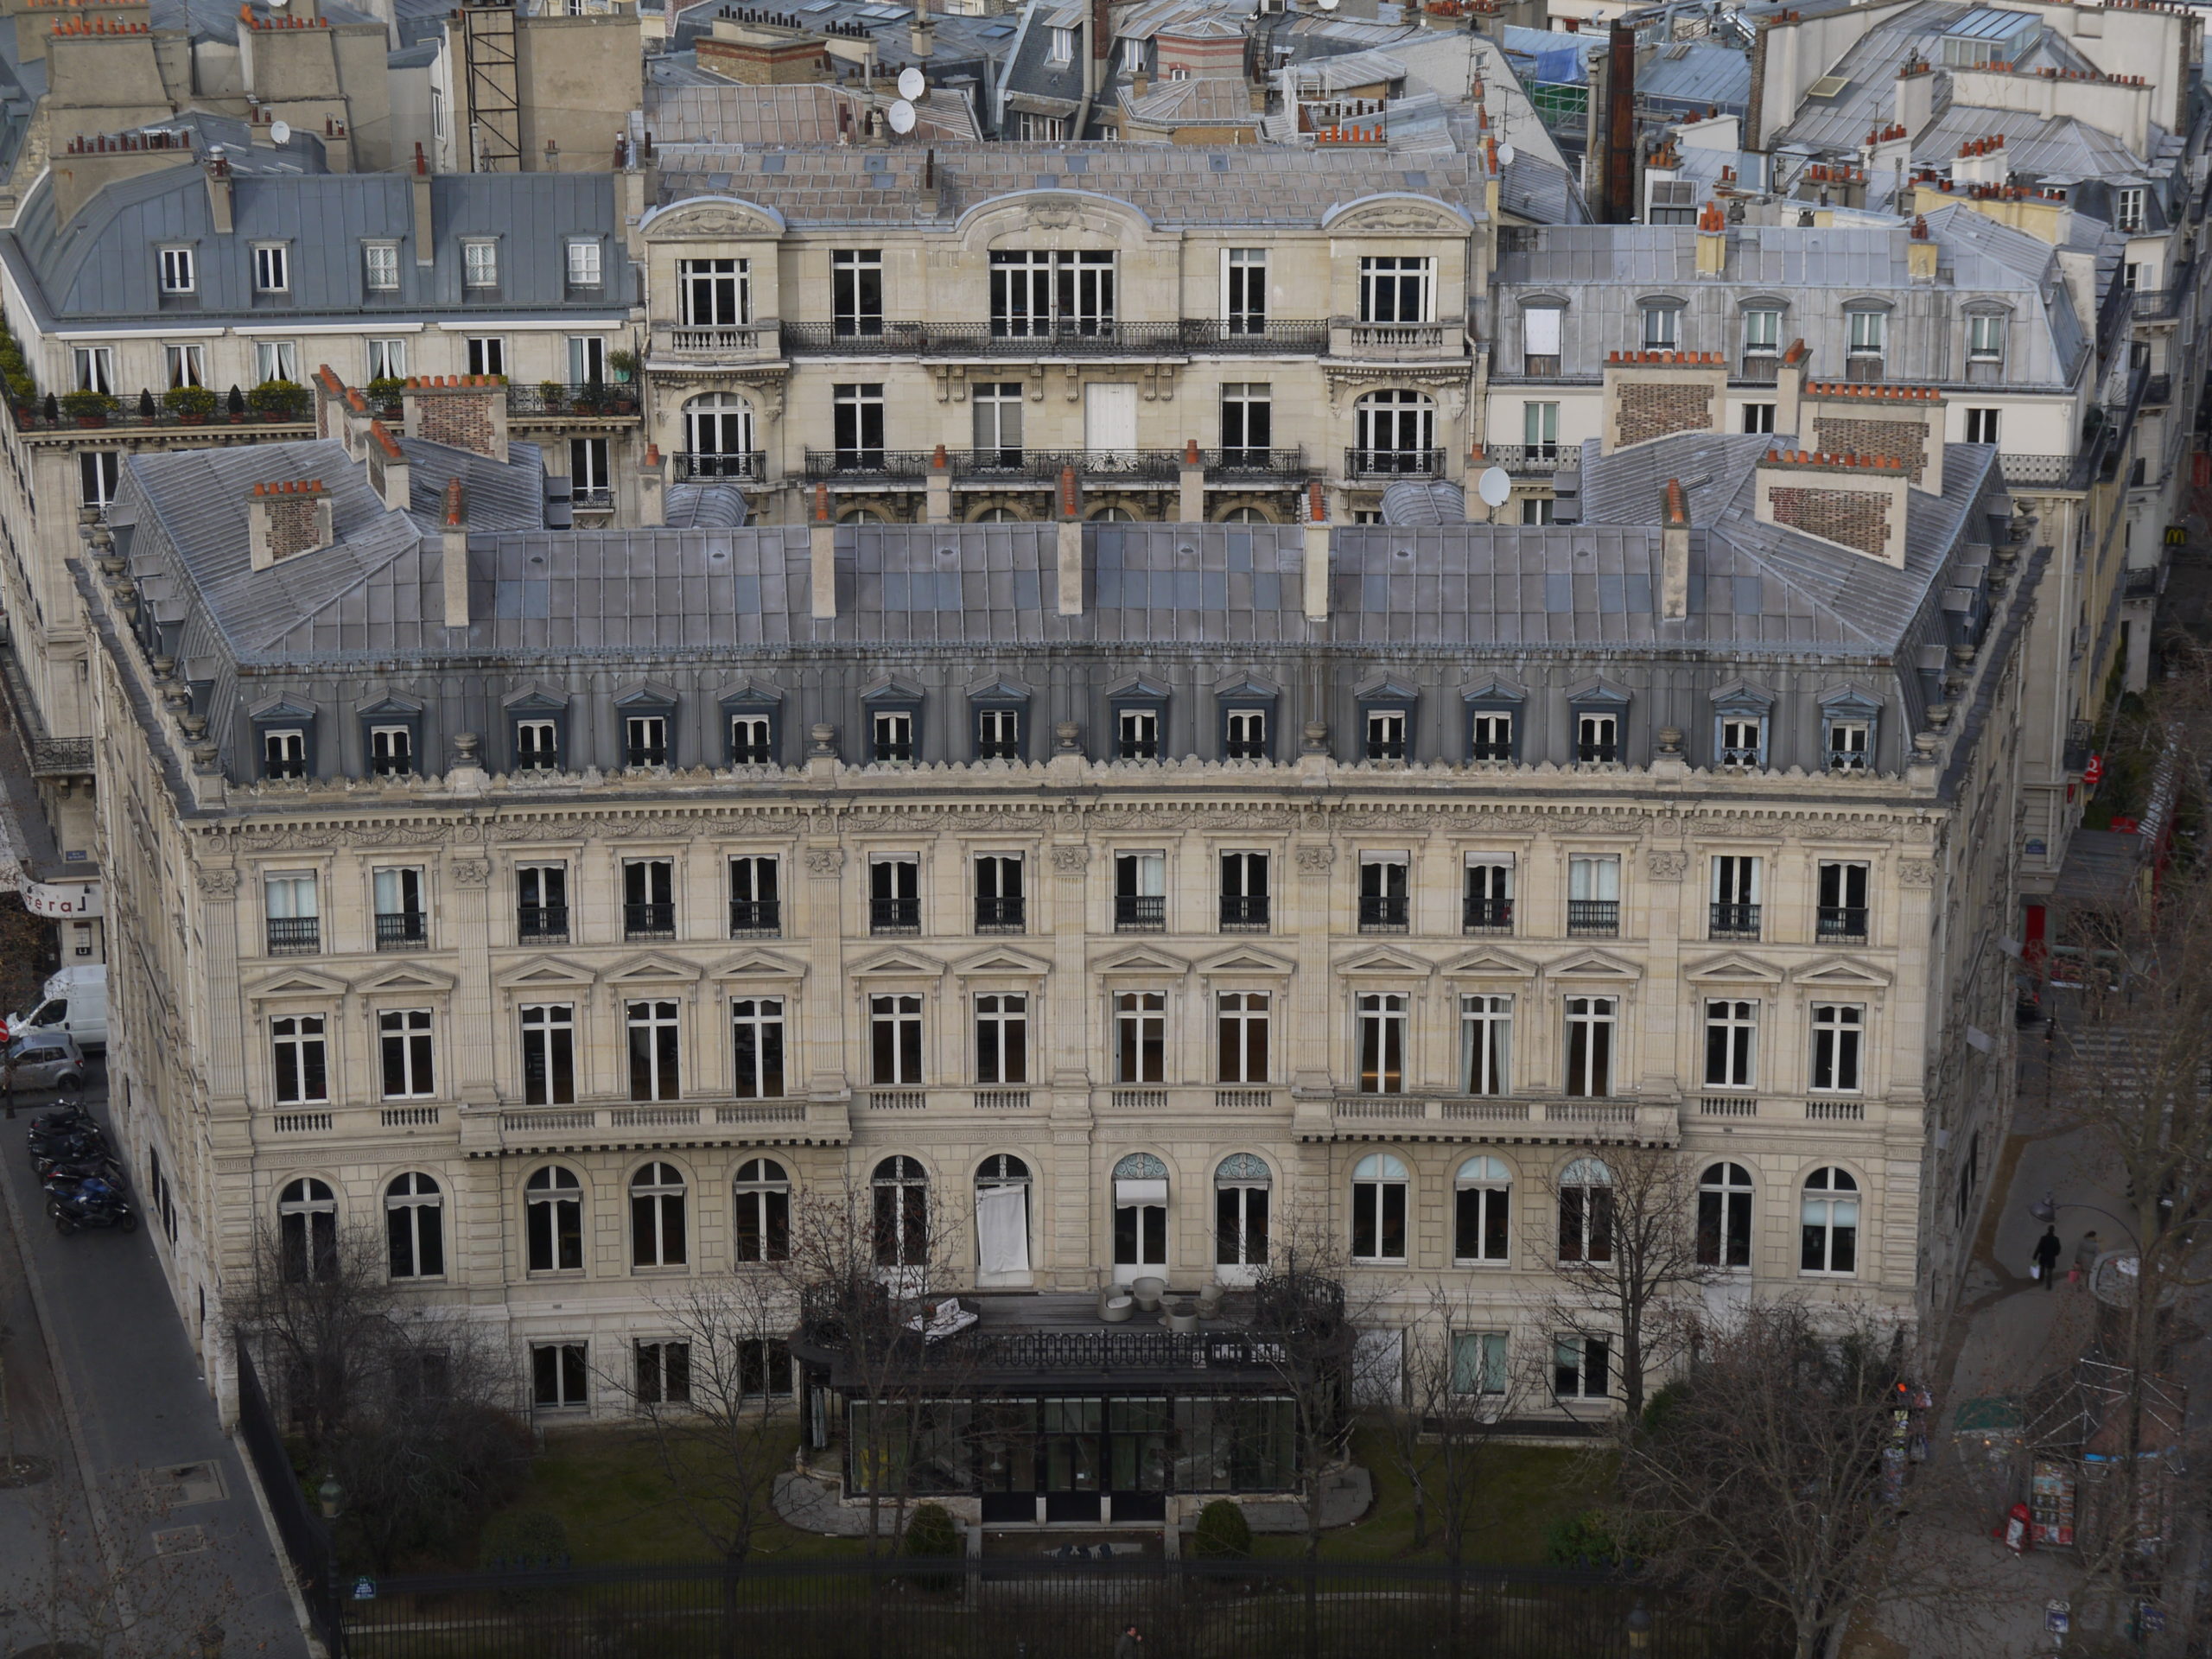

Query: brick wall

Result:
[1768,486,1891,559]
[266,493,321,562]
[411,389,500,458]
[1618,382,1713,447]
[1813,416,1927,483]
[696,35,830,84]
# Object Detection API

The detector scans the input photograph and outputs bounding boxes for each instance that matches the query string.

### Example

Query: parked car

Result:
[3,1033,86,1094]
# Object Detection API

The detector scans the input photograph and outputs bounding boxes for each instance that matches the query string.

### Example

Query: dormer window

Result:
[1118,709,1159,759]
[1847,307,1886,359]
[873,711,915,763]
[1576,712,1618,764]
[1967,312,2005,364]
[264,729,306,780]
[626,715,669,767]
[1820,686,1882,773]
[1641,303,1678,350]
[370,725,414,777]
[566,239,603,289]
[516,720,560,771]
[159,246,195,295]
[364,243,400,294]
[253,245,289,293]
[1049,25,1074,61]
[1717,716,1763,768]
[2117,186,2145,233]
[464,240,499,290]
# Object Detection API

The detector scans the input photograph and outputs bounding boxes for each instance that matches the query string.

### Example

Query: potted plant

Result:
[606,347,639,384]
[136,389,156,422]
[40,392,57,425]
[538,378,565,410]
[249,378,308,420]
[165,385,217,423]
[226,385,246,420]
[61,389,116,426]
[366,375,405,414]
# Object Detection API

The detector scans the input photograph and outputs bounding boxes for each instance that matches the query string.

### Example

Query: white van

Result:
[12,965,106,1053]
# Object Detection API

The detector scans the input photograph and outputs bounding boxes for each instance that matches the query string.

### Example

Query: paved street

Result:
[0,1073,307,1657]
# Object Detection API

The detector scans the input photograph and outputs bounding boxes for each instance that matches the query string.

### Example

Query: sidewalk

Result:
[0,1080,307,1656]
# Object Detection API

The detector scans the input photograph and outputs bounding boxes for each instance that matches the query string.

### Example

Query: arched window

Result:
[839,506,887,524]
[1113,1152,1168,1274]
[385,1172,444,1280]
[1454,1156,1511,1264]
[1088,505,1136,522]
[1800,1167,1859,1275]
[734,1157,790,1263]
[1219,505,1269,524]
[1215,1153,1271,1268]
[874,1155,930,1267]
[1698,1162,1754,1268]
[524,1165,583,1273]
[1353,390,1436,475]
[975,1154,1031,1281]
[1351,1153,1408,1262]
[971,506,1020,524]
[683,391,754,477]
[630,1162,688,1268]
[1556,1157,1613,1263]
[277,1178,337,1283]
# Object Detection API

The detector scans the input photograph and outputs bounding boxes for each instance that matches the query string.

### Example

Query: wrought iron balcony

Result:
[870,896,921,934]
[1219,894,1269,931]
[777,319,1330,358]
[728,899,781,938]
[29,739,93,777]
[803,447,1190,484]
[1488,444,1582,474]
[623,901,676,941]
[1115,894,1166,932]
[672,451,765,482]
[265,917,321,956]
[1199,447,1307,480]
[1358,894,1409,933]
[1815,906,1868,944]
[1567,899,1618,937]
[974,895,1026,933]
[1462,897,1513,934]
[374,911,428,951]
[505,381,642,419]
[1344,448,1446,480]
[517,904,569,943]
[1709,903,1762,940]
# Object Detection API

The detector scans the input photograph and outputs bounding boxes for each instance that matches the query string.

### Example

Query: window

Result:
[870,994,924,1085]
[1522,305,1561,375]
[1801,1167,1859,1274]
[1116,707,1161,760]
[1224,249,1267,334]
[253,341,297,385]
[635,1341,690,1405]
[869,709,915,764]
[1460,995,1512,1096]
[1219,851,1268,931]
[1215,1153,1270,1266]
[2117,186,2145,232]
[2122,262,2140,292]
[1810,1004,1864,1093]
[1358,855,1409,932]
[1556,1157,1613,1262]
[531,1344,588,1408]
[734,1157,791,1262]
[1217,991,1270,1083]
[971,383,1025,464]
[1711,855,1762,938]
[167,345,206,389]
[1454,1156,1511,1262]
[1115,852,1166,931]
[1553,1335,1609,1400]
[1967,313,2005,361]
[466,337,505,378]
[372,867,425,950]
[625,715,669,768]
[1743,307,1780,355]
[1463,857,1513,934]
[975,993,1027,1084]
[1742,403,1777,435]
[366,338,407,381]
[1452,1331,1510,1395]
[679,257,748,326]
[1818,862,1870,943]
[1563,997,1616,1097]
[1221,707,1268,761]
[264,873,320,955]
[520,1005,575,1105]
[873,1155,930,1267]
[73,346,112,395]
[870,857,920,933]
[1847,308,1885,357]
[974,854,1023,931]
[729,855,779,936]
[524,1165,583,1270]
[1827,718,1872,772]
[1358,257,1433,323]
[271,1015,327,1104]
[379,1009,435,1098]
[569,438,611,506]
[515,718,560,772]
[1116,990,1166,1084]
[1697,1161,1753,1268]
[1516,498,1551,525]
[1211,385,1277,474]
[1567,855,1619,936]
[1470,709,1514,763]
[462,240,499,289]
[630,1162,687,1268]
[364,243,399,293]
[1717,714,1764,768]
[1364,708,1408,762]
[1049,23,1073,60]
[834,384,886,463]
[731,998,786,1098]
[385,1173,444,1279]
[626,1001,682,1102]
[277,1178,337,1282]
[1356,992,1408,1094]
[624,859,674,939]
[1015,112,1065,141]
[1641,304,1679,349]
[1350,1153,1408,1262]
[79,452,119,513]
[832,250,884,337]
[1703,1000,1757,1090]
[1575,711,1619,764]
[369,724,413,778]
[1522,400,1559,458]
[566,239,602,289]
[1965,408,2000,446]
[729,710,773,766]
[989,250,1116,336]
[1121,34,1144,70]
[159,245,195,294]
[517,862,567,941]
[253,244,290,292]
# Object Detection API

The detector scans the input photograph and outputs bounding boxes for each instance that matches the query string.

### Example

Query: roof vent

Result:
[1804,73,1850,99]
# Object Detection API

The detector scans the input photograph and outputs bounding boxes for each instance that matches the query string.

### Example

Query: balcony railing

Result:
[623,901,676,940]
[673,451,766,482]
[266,917,321,956]
[1331,321,1463,359]
[1357,894,1409,933]
[1998,453,2075,486]
[13,393,313,434]
[803,448,1189,483]
[974,895,1026,932]
[870,895,921,934]
[505,381,642,419]
[29,738,93,777]
[1489,444,1582,474]
[1219,894,1269,931]
[728,899,781,938]
[650,322,780,359]
[518,904,569,943]
[1115,894,1166,932]
[2133,287,2184,322]
[374,911,428,951]
[1567,899,1618,937]
[1344,448,1446,480]
[1816,906,1868,944]
[1199,447,1308,480]
[1708,903,1762,939]
[777,320,1332,358]
[1462,897,1513,934]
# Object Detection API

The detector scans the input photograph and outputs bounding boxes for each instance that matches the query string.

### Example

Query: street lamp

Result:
[317,1476,343,1521]
[1626,1599,1652,1652]
[2028,1191,2141,1249]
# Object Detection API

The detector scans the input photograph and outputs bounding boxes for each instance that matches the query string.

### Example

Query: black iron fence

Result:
[338,1556,1772,1659]
[236,1342,346,1653]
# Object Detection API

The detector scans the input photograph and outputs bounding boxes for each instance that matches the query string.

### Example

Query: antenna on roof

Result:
[887,98,918,134]
[1497,140,1516,166]
[897,64,925,99]
[270,118,292,145]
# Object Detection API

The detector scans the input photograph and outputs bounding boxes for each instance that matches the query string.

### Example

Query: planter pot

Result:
[1168,1304,1199,1333]
[73,416,105,429]
[1196,1283,1225,1313]
[179,415,207,425]
[1102,1296,1134,1324]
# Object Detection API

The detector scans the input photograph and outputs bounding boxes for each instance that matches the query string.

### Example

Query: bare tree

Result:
[1539,1140,1718,1426]
[1251,1203,1370,1569]
[233,1222,398,1467]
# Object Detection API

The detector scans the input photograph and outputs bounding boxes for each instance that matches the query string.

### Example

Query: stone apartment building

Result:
[77,351,2034,1490]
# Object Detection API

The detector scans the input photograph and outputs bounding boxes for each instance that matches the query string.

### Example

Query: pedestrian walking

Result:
[1115,1624,1144,1659]
[2070,1230,2099,1287]
[2032,1225,2063,1289]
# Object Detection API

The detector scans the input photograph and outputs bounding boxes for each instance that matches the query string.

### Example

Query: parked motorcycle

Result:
[48,1177,134,1234]
[32,1135,112,1176]
[41,1156,126,1191]
[29,1103,96,1132]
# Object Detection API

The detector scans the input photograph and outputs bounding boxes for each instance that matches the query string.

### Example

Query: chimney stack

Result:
[1660,480,1689,620]
[810,482,836,620]
[1056,464,1084,614]
[412,143,435,267]
[1302,480,1330,621]
[441,478,469,626]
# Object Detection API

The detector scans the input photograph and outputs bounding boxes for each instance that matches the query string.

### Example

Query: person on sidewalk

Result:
[2072,1230,2100,1287]
[2032,1225,2063,1289]
[1116,1624,1144,1659]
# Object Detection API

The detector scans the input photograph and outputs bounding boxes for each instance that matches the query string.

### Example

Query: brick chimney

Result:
[1660,479,1690,619]
[368,420,410,511]
[1056,464,1084,615]
[1302,479,1330,621]
[400,375,509,461]
[246,480,333,569]
[1753,449,1910,566]
[441,478,470,626]
[810,482,836,620]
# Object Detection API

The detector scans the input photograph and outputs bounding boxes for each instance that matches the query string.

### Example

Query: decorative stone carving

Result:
[805,846,846,876]
[1645,850,1689,880]
[451,858,492,887]
[1897,859,1938,886]
[194,868,240,896]
[1294,843,1336,874]
[1051,845,1090,874]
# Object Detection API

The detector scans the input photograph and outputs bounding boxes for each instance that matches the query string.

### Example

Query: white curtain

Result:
[976,1185,1030,1275]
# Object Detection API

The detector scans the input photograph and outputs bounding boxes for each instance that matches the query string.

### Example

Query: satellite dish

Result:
[1317,0,1339,10]
[270,119,292,146]
[1496,140,1516,166]
[887,99,917,134]
[897,65,925,100]
[1476,467,1512,509]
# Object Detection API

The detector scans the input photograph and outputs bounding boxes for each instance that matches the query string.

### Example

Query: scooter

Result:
[29,1103,95,1132]
[41,1156,126,1191]
[32,1137,113,1177]
[47,1178,135,1234]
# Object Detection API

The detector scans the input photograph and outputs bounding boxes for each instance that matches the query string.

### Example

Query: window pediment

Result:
[244,966,347,1001]
[850,947,946,979]
[1682,950,1784,984]
[1443,946,1538,979]
[709,948,807,982]
[1549,948,1642,979]
[357,963,458,995]
[952,946,1052,978]
[1196,945,1297,978]
[1333,944,1431,976]
[1092,944,1190,976]
[1792,957,1891,988]
[605,951,704,984]
[493,955,597,990]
